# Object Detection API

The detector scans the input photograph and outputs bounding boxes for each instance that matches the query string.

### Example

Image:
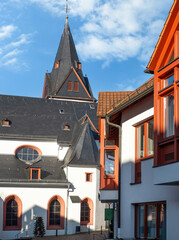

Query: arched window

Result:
[47,195,65,230]
[3,195,22,231]
[50,200,60,225]
[80,198,93,225]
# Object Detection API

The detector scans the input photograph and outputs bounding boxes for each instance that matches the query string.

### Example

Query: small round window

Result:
[15,146,41,162]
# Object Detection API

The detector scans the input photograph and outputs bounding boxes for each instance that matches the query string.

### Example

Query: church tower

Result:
[42,18,96,102]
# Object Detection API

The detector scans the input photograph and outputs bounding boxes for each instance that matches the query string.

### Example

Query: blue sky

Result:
[0,0,173,99]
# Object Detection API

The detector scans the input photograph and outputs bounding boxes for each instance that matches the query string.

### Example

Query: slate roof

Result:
[46,20,94,100]
[0,155,67,183]
[97,91,131,117]
[0,94,98,144]
[63,121,99,167]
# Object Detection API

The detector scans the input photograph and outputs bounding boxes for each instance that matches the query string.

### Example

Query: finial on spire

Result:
[65,0,70,22]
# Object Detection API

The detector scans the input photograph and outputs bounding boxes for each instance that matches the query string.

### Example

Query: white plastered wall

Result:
[120,94,179,240]
[66,166,105,234]
[0,139,69,161]
[0,187,67,240]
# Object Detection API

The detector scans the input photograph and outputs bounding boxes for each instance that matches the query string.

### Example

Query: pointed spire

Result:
[43,14,95,101]
[65,0,69,22]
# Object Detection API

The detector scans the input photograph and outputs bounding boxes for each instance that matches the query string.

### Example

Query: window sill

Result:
[158,136,174,145]
[104,175,115,179]
[3,226,21,231]
[153,159,177,168]
[47,225,64,230]
[130,181,141,185]
[136,155,154,162]
[158,83,174,95]
[80,221,93,226]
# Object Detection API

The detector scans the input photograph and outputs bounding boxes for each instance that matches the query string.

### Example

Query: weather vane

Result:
[65,0,70,21]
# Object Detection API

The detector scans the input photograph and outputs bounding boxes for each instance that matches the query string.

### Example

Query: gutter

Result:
[106,116,122,235]
[0,181,70,188]
[108,84,154,117]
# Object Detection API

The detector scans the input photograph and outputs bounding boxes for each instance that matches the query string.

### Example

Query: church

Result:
[0,16,105,239]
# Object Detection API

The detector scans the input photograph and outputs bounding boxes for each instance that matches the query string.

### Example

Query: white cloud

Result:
[117,83,134,91]
[0,24,33,70]
[1,0,174,67]
[3,58,17,66]
[6,33,32,48]
[2,49,23,59]
[0,25,17,40]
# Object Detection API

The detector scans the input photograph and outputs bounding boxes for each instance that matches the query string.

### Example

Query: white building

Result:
[0,18,105,240]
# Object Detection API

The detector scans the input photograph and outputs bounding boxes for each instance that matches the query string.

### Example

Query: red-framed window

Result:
[135,202,166,240]
[30,168,41,180]
[55,61,59,69]
[85,173,92,182]
[15,145,42,163]
[155,64,179,166]
[74,81,79,92]
[80,198,93,225]
[104,140,117,177]
[135,119,154,183]
[2,120,10,127]
[3,195,22,231]
[47,195,65,230]
[67,81,72,91]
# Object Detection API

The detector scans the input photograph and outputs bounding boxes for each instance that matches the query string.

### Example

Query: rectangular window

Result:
[30,168,41,180]
[67,81,72,91]
[137,124,145,159]
[164,74,174,88]
[136,205,144,238]
[74,81,79,92]
[135,119,154,183]
[135,202,166,240]
[104,149,115,175]
[85,173,92,182]
[2,120,10,126]
[164,93,174,138]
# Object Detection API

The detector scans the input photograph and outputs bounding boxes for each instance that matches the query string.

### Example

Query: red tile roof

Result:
[97,91,131,117]
[107,77,154,116]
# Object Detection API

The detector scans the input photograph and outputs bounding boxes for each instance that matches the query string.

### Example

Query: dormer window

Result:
[55,61,59,69]
[64,124,70,130]
[59,109,64,114]
[74,81,79,92]
[67,81,72,91]
[77,62,81,70]
[2,119,11,127]
[30,168,41,180]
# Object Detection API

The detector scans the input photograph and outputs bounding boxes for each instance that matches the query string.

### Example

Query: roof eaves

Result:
[107,79,154,117]
[146,0,177,70]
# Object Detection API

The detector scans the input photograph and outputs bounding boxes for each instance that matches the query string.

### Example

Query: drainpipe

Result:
[65,166,69,235]
[106,115,121,239]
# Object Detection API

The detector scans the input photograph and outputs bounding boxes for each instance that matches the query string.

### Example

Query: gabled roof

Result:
[146,0,178,71]
[107,77,154,116]
[45,20,95,101]
[0,155,67,183]
[0,94,98,144]
[97,91,131,117]
[63,121,99,167]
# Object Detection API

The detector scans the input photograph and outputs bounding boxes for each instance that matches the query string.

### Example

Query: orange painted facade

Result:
[99,118,119,190]
[148,0,179,167]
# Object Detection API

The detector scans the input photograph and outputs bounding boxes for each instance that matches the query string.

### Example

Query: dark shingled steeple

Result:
[63,121,99,167]
[43,19,95,101]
